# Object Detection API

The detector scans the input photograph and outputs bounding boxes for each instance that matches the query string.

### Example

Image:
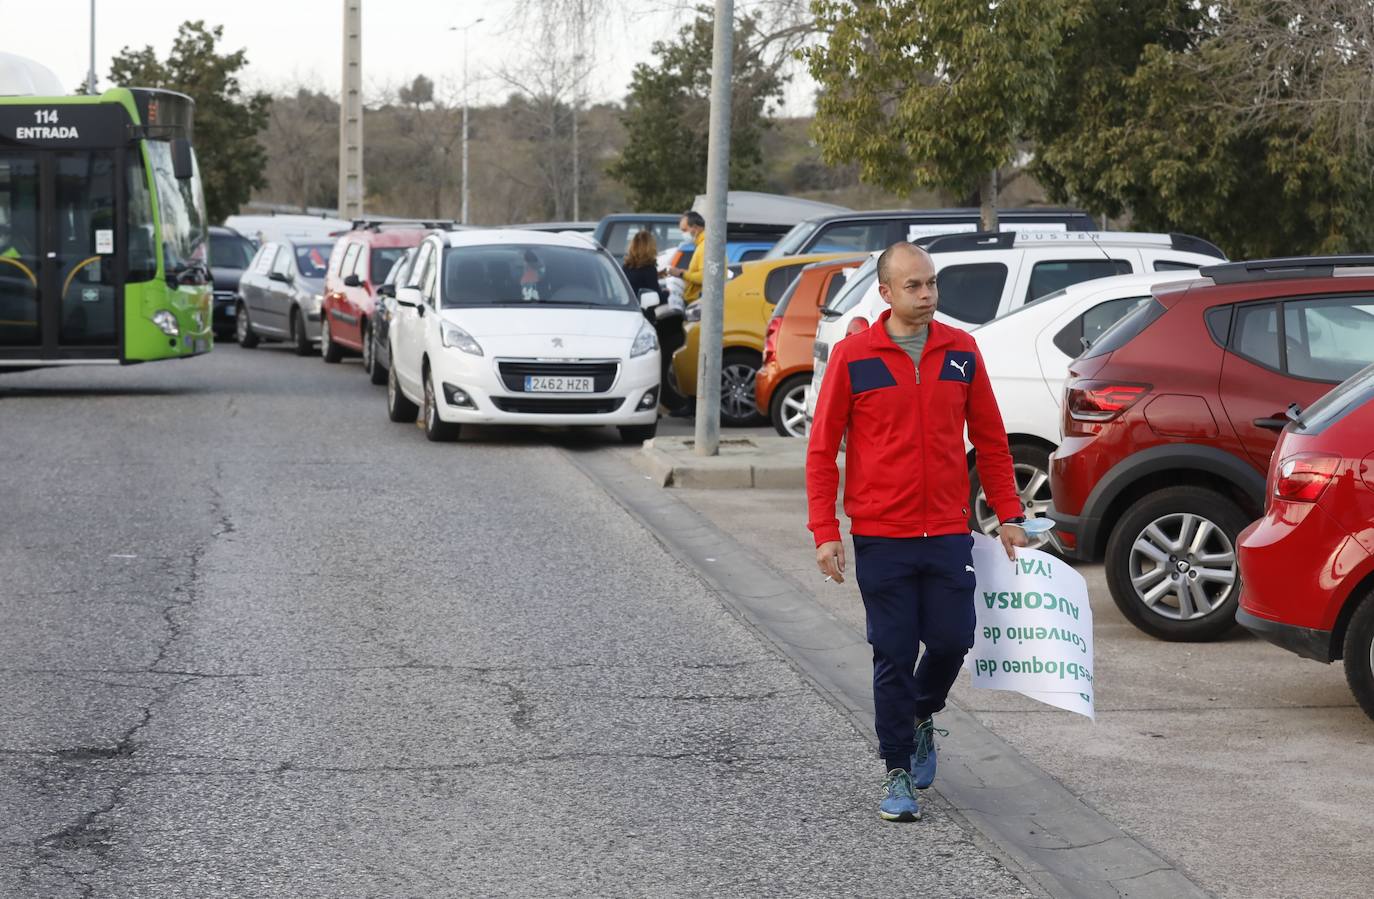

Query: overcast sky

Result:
[5,0,815,112]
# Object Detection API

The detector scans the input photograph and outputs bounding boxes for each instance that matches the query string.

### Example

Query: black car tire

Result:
[423,367,461,442]
[1343,591,1374,721]
[969,443,1054,550]
[619,422,658,444]
[769,373,811,438]
[721,348,765,427]
[235,302,259,348]
[320,315,343,363]
[365,323,387,385]
[292,308,312,356]
[387,361,419,423]
[1105,485,1248,642]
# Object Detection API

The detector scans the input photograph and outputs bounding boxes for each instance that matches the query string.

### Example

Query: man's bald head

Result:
[877,242,932,287]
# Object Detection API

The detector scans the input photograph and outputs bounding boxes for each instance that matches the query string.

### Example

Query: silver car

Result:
[234,239,333,354]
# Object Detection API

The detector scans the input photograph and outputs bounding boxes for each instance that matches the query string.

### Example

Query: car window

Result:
[1026,259,1132,303]
[739,248,768,262]
[295,243,332,279]
[763,220,819,260]
[254,244,278,274]
[440,244,633,308]
[209,232,255,269]
[764,263,807,304]
[1283,297,1374,382]
[339,243,361,279]
[385,249,415,287]
[407,244,434,291]
[1052,295,1151,357]
[270,245,293,278]
[823,271,848,307]
[937,262,1008,325]
[1232,303,1281,370]
[830,262,878,315]
[1154,259,1199,272]
[810,222,890,253]
[370,248,407,284]
[603,221,684,258]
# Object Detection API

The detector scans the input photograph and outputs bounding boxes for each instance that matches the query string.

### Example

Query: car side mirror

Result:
[343,273,362,288]
[395,286,422,309]
[639,289,659,310]
[268,271,291,284]
[377,283,396,298]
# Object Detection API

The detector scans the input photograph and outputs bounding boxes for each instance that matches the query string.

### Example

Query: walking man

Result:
[806,242,1028,822]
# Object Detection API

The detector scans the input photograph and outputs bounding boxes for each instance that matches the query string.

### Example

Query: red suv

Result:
[1237,363,1374,718]
[320,222,444,373]
[1048,256,1374,641]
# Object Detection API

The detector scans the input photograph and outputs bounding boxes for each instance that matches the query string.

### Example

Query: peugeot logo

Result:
[551,338,564,348]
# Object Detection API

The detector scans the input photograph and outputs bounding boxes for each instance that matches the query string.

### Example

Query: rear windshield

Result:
[763,220,819,260]
[1081,298,1166,359]
[371,247,408,284]
[294,243,332,278]
[828,258,878,315]
[1296,361,1374,433]
[442,244,632,308]
[210,232,255,269]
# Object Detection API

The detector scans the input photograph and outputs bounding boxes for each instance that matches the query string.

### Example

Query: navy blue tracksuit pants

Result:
[852,533,977,773]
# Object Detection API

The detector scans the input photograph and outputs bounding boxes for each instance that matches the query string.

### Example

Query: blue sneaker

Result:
[910,718,948,790]
[878,769,921,822]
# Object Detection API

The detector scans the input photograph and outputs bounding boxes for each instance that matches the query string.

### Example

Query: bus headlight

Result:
[152,310,179,336]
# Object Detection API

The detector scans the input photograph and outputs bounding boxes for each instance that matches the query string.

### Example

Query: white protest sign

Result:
[964,534,1095,719]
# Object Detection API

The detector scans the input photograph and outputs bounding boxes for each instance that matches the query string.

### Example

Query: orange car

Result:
[755,255,867,436]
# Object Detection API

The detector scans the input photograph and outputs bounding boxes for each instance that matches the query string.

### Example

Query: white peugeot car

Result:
[386,230,662,443]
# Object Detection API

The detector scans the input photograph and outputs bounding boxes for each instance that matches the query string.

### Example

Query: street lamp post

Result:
[450,18,484,226]
[86,0,96,95]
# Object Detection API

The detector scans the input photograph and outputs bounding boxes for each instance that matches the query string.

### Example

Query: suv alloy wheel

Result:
[970,443,1053,549]
[721,348,764,426]
[1104,485,1248,641]
[770,374,811,438]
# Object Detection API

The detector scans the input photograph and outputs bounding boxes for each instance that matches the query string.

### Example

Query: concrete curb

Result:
[632,435,808,489]
[567,447,1213,899]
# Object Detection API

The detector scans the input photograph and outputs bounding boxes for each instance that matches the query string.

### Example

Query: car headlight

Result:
[630,320,658,358]
[152,310,179,336]
[441,321,483,356]
[311,293,323,314]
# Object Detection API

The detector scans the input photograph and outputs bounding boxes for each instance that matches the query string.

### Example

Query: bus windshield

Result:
[146,140,206,276]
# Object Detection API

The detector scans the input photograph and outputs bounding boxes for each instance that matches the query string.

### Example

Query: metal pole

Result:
[462,27,471,225]
[339,0,364,220]
[87,0,96,94]
[694,0,733,457]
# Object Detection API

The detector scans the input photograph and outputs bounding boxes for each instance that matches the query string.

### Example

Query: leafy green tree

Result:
[609,9,786,212]
[804,0,1070,230]
[1027,2,1373,257]
[109,21,271,223]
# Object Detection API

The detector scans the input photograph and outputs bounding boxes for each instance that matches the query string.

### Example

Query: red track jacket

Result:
[806,311,1022,546]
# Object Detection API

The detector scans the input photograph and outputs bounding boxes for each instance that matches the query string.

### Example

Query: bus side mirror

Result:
[172,138,193,180]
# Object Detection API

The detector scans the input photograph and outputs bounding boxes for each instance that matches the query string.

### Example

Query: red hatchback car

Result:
[320,222,444,372]
[1237,363,1374,718]
[1048,256,1374,641]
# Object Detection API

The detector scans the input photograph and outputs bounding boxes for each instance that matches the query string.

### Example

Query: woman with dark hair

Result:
[622,230,687,414]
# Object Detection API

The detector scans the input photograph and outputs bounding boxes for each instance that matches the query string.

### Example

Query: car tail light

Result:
[846,316,869,337]
[763,317,782,364]
[1273,453,1340,504]
[1065,380,1151,422]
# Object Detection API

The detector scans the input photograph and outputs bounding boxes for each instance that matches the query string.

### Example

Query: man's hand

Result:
[817,540,846,583]
[999,524,1029,560]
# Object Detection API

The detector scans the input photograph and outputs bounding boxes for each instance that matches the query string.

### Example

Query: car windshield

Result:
[442,244,633,308]
[763,220,819,260]
[828,257,879,315]
[371,247,408,283]
[295,243,332,278]
[210,232,255,269]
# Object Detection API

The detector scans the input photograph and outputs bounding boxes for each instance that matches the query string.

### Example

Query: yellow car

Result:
[672,252,851,425]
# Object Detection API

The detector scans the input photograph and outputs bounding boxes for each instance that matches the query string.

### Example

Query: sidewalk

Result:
[616,468,1374,899]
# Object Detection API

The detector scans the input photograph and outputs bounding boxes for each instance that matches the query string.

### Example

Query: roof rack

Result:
[917,231,1016,252]
[351,218,458,232]
[1200,255,1374,284]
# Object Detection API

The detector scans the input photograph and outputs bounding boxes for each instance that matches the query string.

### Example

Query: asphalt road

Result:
[0,346,1030,898]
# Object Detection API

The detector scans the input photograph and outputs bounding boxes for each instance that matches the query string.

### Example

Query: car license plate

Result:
[525,375,593,393]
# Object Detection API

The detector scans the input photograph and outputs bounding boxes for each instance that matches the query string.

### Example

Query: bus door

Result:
[0,148,122,360]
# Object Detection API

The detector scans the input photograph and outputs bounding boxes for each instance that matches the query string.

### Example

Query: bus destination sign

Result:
[0,104,130,149]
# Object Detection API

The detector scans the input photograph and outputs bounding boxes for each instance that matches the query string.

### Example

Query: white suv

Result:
[387,230,662,443]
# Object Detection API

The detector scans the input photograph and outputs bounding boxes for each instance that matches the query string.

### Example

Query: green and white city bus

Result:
[0,86,211,369]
